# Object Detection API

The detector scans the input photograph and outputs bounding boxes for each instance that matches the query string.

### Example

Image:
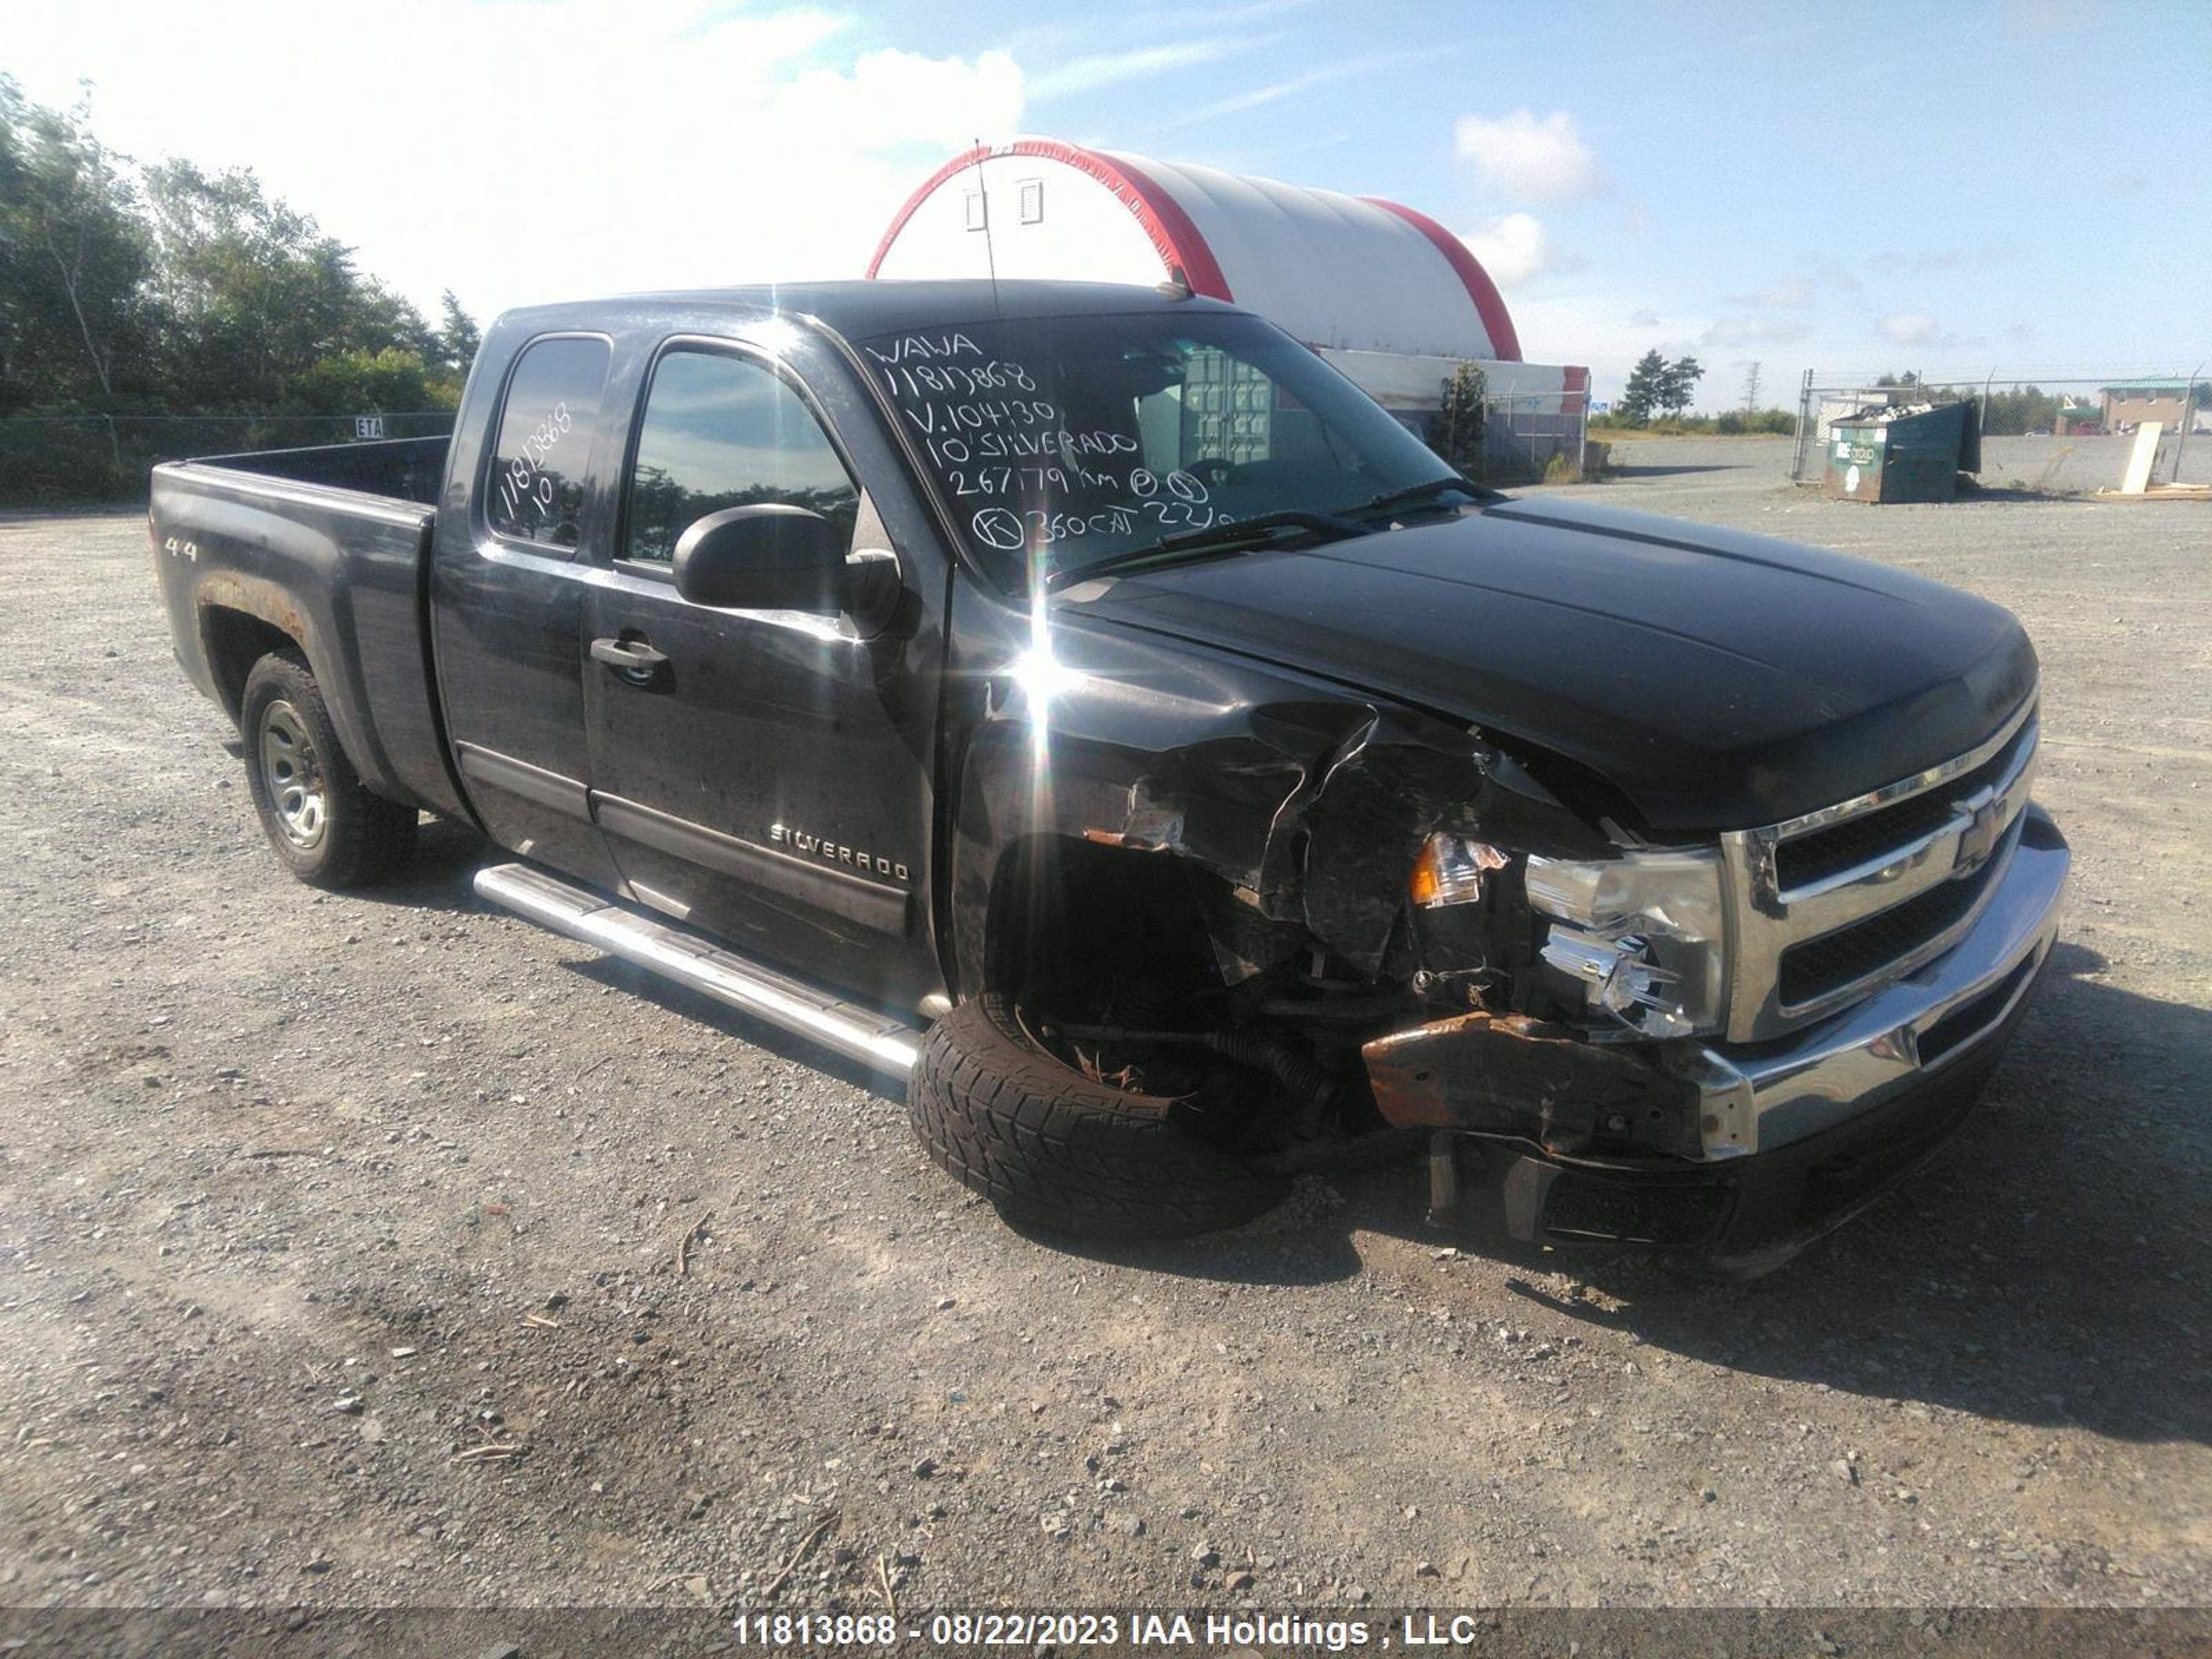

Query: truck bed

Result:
[187,433,451,506]
[149,436,469,823]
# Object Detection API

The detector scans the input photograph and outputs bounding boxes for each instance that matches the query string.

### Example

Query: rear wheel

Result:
[907,991,1288,1240]
[240,650,416,890]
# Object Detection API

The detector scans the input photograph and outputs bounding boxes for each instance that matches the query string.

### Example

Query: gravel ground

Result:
[1972,431,2212,493]
[1600,430,2212,496]
[1,445,2206,1621]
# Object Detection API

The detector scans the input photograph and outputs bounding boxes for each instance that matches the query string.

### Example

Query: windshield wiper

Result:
[1349,475,1492,518]
[1152,507,1366,552]
[1046,509,1365,591]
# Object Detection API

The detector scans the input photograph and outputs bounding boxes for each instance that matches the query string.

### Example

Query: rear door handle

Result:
[590,636,669,675]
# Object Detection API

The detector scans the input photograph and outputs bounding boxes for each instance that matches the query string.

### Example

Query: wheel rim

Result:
[258,700,328,850]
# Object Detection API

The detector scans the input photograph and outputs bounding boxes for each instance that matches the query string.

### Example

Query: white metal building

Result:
[866,139,1588,424]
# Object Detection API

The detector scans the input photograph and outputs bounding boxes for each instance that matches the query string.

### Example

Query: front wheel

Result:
[907,992,1287,1240]
[239,650,416,890]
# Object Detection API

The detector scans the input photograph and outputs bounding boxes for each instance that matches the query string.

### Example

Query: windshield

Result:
[854,310,1462,588]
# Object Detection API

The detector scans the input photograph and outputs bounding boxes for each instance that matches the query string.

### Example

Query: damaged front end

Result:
[948,606,1736,1244]
[1360,1014,1737,1251]
[948,593,2063,1268]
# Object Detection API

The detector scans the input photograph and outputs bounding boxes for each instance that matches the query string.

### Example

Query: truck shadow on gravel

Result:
[1592,461,1744,480]
[381,816,507,903]
[1038,944,2211,1448]
[559,953,908,1100]
[339,820,926,1096]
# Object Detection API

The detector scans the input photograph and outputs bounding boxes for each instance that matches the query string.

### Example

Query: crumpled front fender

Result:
[945,601,1611,992]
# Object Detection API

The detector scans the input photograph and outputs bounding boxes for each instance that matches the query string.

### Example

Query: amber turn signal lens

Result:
[1409,834,1508,909]
[1409,841,1445,907]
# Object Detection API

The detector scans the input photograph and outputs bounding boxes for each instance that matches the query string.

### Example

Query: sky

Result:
[10,0,2209,402]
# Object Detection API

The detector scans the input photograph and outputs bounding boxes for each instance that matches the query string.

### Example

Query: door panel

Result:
[431,332,625,890]
[582,340,941,1011]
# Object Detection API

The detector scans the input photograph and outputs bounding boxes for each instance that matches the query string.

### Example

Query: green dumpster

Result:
[1824,400,1976,503]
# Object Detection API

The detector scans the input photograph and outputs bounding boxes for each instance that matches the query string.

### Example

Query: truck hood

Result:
[1057,495,2038,833]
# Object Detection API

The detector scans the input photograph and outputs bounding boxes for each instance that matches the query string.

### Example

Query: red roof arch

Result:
[866,140,1233,303]
[1360,197,1523,362]
[870,142,1526,365]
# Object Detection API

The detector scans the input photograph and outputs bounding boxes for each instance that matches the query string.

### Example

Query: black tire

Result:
[907,992,1288,1240]
[239,650,417,890]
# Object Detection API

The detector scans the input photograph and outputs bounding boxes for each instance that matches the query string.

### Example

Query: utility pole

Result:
[1790,367,1816,482]
[1742,360,1763,415]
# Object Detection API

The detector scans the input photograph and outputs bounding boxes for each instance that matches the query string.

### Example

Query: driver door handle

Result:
[590,636,669,673]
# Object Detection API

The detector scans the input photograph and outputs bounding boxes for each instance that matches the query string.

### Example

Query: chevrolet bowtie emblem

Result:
[1953,793,2005,876]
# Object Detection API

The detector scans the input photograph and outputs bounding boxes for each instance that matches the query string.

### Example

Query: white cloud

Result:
[1156,51,1414,129]
[1456,213,1575,287]
[1868,245,2019,274]
[771,47,1023,153]
[1729,264,1862,309]
[1701,316,1813,348]
[1737,276,1815,309]
[1627,308,1660,328]
[8,0,1023,318]
[1452,109,1602,203]
[1801,255,1863,294]
[1878,312,1947,347]
[1029,39,1242,100]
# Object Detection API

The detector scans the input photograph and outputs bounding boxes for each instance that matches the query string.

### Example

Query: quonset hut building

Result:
[867,139,1588,467]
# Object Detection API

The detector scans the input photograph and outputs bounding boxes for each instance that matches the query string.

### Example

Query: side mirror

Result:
[672,505,844,612]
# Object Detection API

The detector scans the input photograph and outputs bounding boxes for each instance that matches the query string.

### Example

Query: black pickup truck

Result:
[150,281,2069,1267]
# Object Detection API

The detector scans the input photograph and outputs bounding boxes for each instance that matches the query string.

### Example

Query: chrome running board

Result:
[474,862,921,1075]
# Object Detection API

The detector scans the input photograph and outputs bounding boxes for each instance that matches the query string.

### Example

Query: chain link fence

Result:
[1788,371,2208,487]
[0,411,458,505]
[1418,393,1592,485]
[1474,392,1591,485]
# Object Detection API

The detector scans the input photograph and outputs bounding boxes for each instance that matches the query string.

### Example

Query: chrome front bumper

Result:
[1686,806,2069,1157]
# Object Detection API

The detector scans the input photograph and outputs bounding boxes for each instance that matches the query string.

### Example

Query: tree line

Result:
[1875,372,2211,437]
[1593,351,2212,440]
[1,77,478,421]
[1591,348,1792,433]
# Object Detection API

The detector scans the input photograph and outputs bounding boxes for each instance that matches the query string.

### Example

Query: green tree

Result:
[142,158,431,408]
[1426,360,1486,473]
[435,290,481,377]
[1658,355,1704,418]
[1953,384,2053,437]
[1618,348,1668,426]
[290,346,451,415]
[0,77,153,409]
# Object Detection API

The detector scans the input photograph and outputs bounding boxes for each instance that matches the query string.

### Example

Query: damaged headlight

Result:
[1409,833,1511,909]
[1524,849,1727,1040]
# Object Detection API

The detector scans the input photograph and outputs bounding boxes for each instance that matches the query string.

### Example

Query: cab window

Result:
[622,350,860,567]
[485,335,610,547]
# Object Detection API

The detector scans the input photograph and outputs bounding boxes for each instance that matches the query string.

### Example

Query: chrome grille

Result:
[1773,718,2036,890]
[1775,851,2003,1006]
[1720,700,2040,1042]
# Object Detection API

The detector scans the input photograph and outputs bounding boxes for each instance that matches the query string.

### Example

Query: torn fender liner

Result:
[1083,702,1480,977]
[1362,1012,1699,1159]
[949,606,1612,991]
[1293,715,1481,972]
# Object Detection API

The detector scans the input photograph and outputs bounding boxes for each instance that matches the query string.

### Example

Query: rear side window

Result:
[622,349,859,566]
[487,335,611,547]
